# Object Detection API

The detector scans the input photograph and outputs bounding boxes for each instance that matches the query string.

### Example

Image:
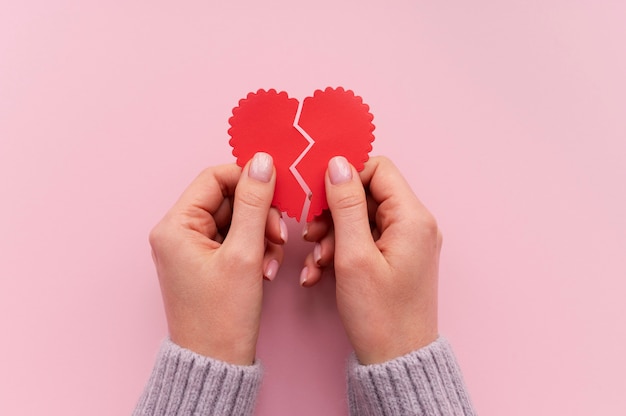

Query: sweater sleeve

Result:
[347,337,476,416]
[133,339,263,416]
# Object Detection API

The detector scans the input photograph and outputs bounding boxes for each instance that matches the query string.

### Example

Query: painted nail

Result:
[313,243,322,266]
[279,218,288,243]
[328,156,352,185]
[249,152,273,183]
[300,266,308,286]
[264,259,280,281]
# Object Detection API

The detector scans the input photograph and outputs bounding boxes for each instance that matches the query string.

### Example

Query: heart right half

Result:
[229,87,375,222]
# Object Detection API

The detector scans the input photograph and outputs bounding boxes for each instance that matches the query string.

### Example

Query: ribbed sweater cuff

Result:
[347,337,475,416]
[133,339,263,416]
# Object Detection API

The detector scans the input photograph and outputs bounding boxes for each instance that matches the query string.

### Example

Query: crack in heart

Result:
[290,99,316,222]
[228,87,375,222]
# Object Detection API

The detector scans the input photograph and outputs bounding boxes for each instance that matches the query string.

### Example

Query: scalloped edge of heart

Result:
[228,87,375,222]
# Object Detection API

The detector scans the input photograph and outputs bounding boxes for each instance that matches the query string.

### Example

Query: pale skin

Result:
[149,153,441,366]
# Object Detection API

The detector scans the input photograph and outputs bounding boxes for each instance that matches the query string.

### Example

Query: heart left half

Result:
[228,89,310,220]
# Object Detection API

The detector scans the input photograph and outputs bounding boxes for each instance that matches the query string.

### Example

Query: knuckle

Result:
[148,222,166,250]
[422,213,439,235]
[376,155,393,167]
[148,214,183,253]
[198,166,216,178]
[401,209,440,243]
[148,220,175,265]
[373,155,395,173]
[194,166,219,187]
[332,190,365,213]
[236,188,267,211]
[413,213,440,243]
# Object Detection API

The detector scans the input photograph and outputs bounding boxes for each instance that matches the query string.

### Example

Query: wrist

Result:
[354,325,438,365]
[169,325,258,366]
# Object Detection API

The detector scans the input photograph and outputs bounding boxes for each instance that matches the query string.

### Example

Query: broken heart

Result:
[228,87,375,222]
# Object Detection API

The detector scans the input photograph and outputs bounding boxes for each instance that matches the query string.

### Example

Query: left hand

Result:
[148,153,287,365]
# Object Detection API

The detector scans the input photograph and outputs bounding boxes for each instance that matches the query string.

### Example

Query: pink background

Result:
[1,1,625,415]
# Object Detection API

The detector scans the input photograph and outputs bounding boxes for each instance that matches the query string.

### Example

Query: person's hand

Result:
[148,152,287,365]
[301,156,441,364]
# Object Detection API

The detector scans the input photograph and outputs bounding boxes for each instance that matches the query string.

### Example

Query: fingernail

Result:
[249,152,273,183]
[264,259,280,281]
[302,224,308,239]
[300,266,308,286]
[279,218,288,243]
[313,243,322,266]
[328,156,352,185]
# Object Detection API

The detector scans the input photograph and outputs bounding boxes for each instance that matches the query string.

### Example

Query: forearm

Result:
[134,339,263,416]
[347,337,475,416]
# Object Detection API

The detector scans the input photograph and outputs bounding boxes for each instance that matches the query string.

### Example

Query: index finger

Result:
[358,156,431,233]
[172,163,242,215]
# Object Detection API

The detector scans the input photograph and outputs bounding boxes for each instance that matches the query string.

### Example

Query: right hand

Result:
[301,156,442,364]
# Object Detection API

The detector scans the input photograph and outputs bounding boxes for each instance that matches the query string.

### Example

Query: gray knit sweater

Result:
[134,337,475,415]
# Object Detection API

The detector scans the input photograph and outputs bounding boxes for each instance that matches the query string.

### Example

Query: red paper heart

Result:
[228,87,375,222]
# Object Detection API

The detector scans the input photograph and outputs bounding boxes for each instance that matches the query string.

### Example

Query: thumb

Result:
[223,152,276,257]
[325,156,376,260]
